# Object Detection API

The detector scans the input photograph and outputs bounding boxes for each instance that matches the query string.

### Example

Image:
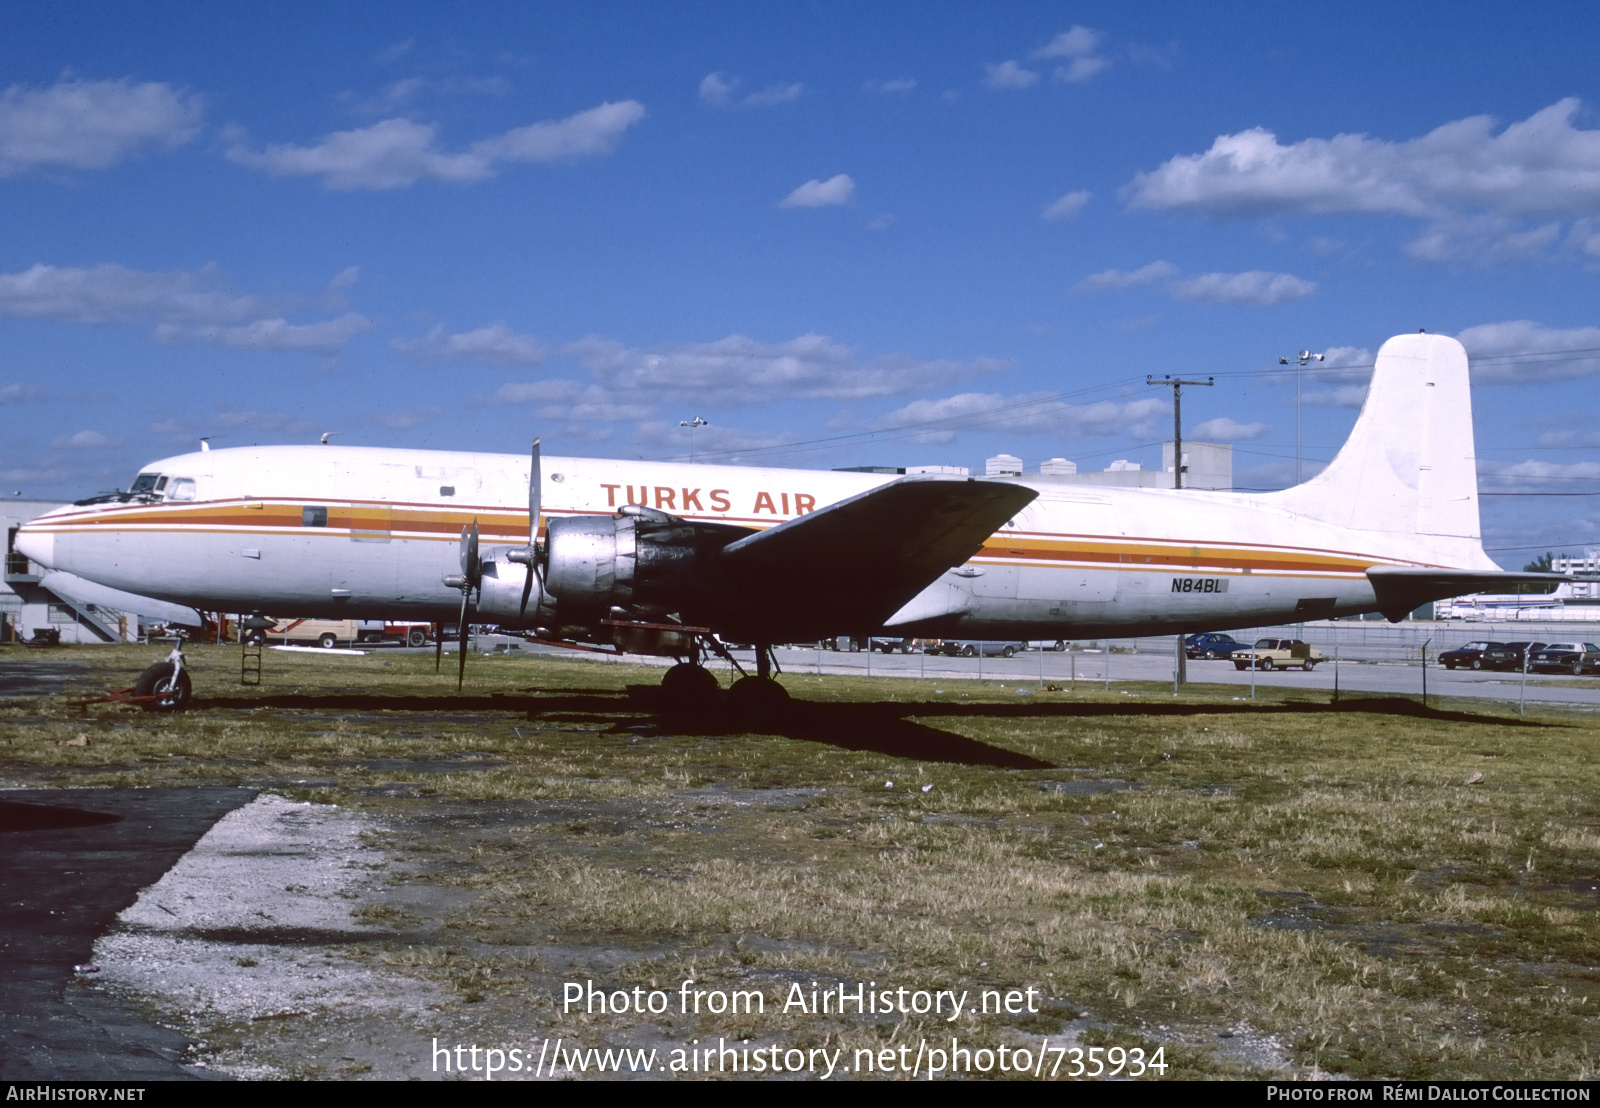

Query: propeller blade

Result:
[433,621,442,673]
[456,590,471,691]
[520,438,541,618]
[460,519,481,586]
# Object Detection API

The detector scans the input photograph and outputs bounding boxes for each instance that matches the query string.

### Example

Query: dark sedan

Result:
[1480,641,1547,672]
[1438,641,1504,670]
[1185,633,1247,660]
[1528,642,1600,675]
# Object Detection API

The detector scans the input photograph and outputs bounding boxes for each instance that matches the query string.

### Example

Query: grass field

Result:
[3,642,1598,1080]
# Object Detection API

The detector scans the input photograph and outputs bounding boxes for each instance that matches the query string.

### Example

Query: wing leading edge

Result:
[711,475,1038,641]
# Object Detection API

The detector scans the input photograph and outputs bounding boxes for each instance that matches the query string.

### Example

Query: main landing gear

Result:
[661,638,790,725]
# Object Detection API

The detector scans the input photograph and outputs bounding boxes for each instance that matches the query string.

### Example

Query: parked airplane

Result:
[13,332,1561,713]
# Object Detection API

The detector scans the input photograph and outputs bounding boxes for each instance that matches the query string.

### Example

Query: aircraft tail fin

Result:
[1266,332,1493,566]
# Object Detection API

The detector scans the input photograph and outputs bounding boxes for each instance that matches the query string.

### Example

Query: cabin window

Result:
[440,486,455,496]
[168,478,196,501]
[302,506,328,526]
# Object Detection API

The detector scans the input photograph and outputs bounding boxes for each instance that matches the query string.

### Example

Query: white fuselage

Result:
[16,443,1468,640]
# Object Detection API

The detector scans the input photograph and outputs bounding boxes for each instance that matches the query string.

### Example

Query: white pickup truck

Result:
[1231,638,1325,671]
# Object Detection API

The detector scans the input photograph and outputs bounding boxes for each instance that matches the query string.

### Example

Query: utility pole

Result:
[679,416,708,462]
[1148,374,1213,686]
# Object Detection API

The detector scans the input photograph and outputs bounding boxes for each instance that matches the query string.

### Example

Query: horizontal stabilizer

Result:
[716,475,1037,639]
[1366,566,1584,622]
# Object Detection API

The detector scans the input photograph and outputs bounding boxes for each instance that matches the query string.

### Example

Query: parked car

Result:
[1438,641,1504,670]
[1527,642,1600,676]
[1480,641,1547,672]
[1185,632,1247,660]
[930,640,1028,658]
[870,637,918,654]
[1232,638,1324,671]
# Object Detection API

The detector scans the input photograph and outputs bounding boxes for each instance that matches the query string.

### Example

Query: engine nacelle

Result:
[472,507,752,644]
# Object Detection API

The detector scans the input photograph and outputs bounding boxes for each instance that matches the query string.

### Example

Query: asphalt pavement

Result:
[0,787,256,1080]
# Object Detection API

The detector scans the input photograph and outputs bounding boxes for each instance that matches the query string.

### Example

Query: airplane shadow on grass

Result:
[177,689,1561,773]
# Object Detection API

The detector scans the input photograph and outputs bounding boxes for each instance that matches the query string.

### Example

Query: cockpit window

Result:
[155,476,168,491]
[130,474,161,494]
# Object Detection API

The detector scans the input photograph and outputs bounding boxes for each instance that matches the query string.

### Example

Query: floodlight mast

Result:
[679,416,709,462]
[1277,350,1325,484]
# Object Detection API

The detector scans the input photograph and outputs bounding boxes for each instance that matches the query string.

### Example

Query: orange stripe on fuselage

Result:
[32,496,1439,576]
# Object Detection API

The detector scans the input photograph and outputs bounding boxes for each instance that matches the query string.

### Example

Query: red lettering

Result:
[681,488,703,511]
[710,489,731,512]
[754,491,777,515]
[794,493,815,515]
[655,486,676,510]
[781,492,790,514]
[625,485,648,506]
[601,483,621,507]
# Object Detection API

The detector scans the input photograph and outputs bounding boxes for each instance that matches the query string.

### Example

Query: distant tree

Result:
[1513,551,1561,594]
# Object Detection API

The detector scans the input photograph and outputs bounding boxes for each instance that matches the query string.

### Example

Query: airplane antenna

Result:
[320,432,344,445]
[199,437,211,452]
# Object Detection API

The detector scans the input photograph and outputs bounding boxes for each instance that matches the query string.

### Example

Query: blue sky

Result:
[4,1,1600,567]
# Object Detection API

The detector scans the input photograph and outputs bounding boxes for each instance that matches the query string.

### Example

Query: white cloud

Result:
[0,263,273,325]
[1191,417,1268,441]
[1480,458,1600,493]
[394,322,550,366]
[0,384,45,404]
[1169,270,1316,306]
[51,430,119,449]
[1033,27,1111,82]
[226,100,644,190]
[0,262,369,351]
[486,379,580,404]
[1042,190,1091,221]
[699,72,803,108]
[984,61,1039,89]
[0,78,201,176]
[153,313,373,352]
[742,83,804,107]
[1456,320,1600,382]
[699,73,736,106]
[864,79,917,94]
[473,100,647,163]
[1074,260,1177,291]
[1125,99,1600,263]
[779,174,854,208]
[1303,384,1371,408]
[880,393,1167,442]
[566,332,1002,408]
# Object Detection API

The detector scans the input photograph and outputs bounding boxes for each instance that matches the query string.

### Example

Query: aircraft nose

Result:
[13,525,55,570]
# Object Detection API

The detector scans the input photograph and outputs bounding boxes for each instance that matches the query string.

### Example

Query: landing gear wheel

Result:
[133,662,191,712]
[408,629,428,647]
[662,663,721,713]
[318,633,338,649]
[1260,658,1274,671]
[728,676,790,725]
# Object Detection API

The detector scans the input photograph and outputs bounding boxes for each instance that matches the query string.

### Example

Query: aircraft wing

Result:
[713,475,1037,640]
[1366,566,1586,622]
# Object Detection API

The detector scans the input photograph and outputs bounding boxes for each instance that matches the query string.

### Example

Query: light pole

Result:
[679,416,708,462]
[1277,350,1324,485]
